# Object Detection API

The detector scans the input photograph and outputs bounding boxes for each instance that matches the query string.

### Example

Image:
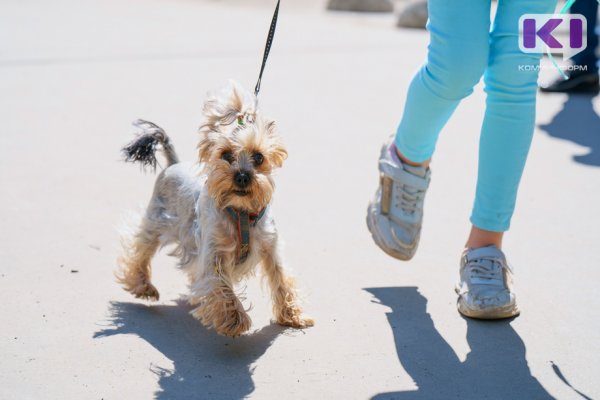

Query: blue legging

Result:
[395,0,557,232]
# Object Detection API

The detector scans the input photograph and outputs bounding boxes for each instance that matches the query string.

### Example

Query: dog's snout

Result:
[234,171,251,188]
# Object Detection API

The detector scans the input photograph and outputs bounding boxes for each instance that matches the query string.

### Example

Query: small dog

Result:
[116,82,314,337]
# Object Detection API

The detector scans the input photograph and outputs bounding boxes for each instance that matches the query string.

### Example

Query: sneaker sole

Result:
[456,295,520,320]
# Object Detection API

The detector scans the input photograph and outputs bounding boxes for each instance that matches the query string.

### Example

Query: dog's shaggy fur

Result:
[117,82,314,337]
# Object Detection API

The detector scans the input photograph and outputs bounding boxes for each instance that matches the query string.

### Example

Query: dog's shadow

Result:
[365,287,555,400]
[94,300,286,400]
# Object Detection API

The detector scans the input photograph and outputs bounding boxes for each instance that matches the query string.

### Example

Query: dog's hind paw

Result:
[130,282,160,301]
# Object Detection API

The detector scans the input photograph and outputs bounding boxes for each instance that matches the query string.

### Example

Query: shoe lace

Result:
[466,257,510,285]
[393,183,424,214]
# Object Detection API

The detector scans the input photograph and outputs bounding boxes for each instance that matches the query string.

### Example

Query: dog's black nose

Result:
[234,171,251,188]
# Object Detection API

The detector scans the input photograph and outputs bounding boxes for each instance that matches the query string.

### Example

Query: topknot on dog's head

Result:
[197,81,286,169]
[200,80,258,132]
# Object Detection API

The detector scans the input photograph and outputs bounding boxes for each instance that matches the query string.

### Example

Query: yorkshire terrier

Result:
[116,82,314,337]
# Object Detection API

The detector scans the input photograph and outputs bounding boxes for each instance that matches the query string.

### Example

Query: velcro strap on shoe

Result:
[379,159,429,191]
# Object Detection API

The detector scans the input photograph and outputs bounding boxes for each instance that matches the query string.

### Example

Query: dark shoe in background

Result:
[540,70,600,94]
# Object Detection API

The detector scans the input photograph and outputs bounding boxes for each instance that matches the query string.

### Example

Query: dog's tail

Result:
[122,119,179,171]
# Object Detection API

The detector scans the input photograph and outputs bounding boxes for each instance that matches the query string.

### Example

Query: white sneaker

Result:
[456,245,520,319]
[366,140,430,260]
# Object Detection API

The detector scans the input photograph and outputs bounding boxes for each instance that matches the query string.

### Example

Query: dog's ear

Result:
[269,142,288,168]
[198,131,217,163]
[265,121,287,168]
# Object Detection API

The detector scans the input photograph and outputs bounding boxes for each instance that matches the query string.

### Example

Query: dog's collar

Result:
[224,207,267,264]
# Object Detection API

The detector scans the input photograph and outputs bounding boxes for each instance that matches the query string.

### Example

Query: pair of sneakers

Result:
[366,139,519,319]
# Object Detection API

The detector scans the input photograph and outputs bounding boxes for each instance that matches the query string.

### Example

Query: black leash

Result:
[254,0,281,97]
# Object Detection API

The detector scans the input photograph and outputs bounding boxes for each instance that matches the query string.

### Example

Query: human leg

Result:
[368,0,493,260]
[458,0,557,319]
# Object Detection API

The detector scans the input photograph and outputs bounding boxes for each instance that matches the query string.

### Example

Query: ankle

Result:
[392,143,430,168]
[465,226,503,250]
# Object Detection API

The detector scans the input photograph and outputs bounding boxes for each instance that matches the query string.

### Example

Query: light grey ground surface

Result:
[1,1,599,399]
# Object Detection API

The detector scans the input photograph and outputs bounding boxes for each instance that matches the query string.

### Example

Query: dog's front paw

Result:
[276,305,314,329]
[218,309,252,337]
[191,296,252,337]
[129,282,160,301]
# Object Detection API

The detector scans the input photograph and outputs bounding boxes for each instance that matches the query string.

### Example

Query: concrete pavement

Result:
[1,0,599,399]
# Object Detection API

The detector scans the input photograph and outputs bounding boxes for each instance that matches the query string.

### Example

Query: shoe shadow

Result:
[94,300,286,400]
[539,93,600,167]
[365,287,554,400]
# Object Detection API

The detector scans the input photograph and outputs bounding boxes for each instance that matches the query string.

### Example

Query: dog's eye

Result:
[253,153,264,166]
[221,151,234,163]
